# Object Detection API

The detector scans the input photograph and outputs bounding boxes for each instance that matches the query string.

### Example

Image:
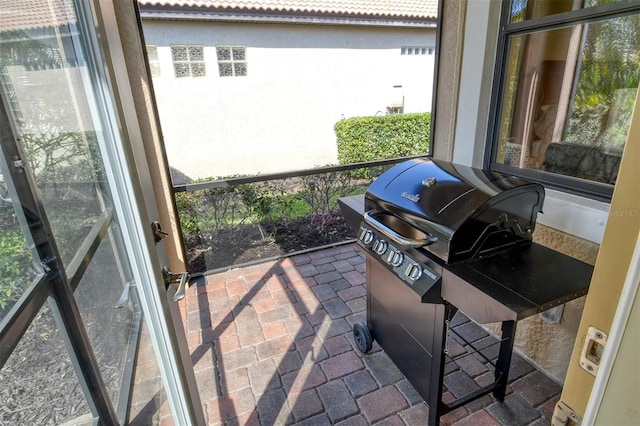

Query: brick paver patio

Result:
[180,243,561,425]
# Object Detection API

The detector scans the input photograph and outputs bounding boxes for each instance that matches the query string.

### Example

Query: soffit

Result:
[137,0,438,20]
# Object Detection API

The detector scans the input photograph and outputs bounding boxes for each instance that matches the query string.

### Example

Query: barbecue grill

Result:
[338,158,593,425]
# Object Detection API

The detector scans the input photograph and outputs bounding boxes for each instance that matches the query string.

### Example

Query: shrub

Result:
[238,180,303,226]
[300,170,356,215]
[174,182,250,246]
[0,209,35,311]
[335,113,431,164]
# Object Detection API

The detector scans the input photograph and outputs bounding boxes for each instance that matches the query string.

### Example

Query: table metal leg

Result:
[493,320,516,401]
[428,304,457,425]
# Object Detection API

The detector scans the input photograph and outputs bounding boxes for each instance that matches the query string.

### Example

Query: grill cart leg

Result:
[427,304,456,425]
[433,312,519,424]
[494,320,517,400]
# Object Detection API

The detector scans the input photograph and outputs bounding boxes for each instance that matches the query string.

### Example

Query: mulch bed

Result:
[0,308,89,425]
[185,212,356,273]
[0,246,135,425]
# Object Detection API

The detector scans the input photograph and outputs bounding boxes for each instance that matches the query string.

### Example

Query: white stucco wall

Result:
[141,21,435,182]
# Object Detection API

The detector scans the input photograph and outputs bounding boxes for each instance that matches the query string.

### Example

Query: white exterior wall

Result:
[142,21,435,181]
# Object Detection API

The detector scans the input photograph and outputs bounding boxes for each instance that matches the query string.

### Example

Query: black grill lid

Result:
[365,158,545,263]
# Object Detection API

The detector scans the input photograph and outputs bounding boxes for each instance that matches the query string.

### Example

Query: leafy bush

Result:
[238,181,304,227]
[22,131,100,182]
[335,113,431,164]
[174,182,251,246]
[0,209,35,311]
[299,171,358,231]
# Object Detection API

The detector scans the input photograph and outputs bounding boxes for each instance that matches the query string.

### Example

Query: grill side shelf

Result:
[443,243,593,323]
[338,194,365,232]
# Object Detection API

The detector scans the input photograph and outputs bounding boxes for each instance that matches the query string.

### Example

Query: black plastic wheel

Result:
[353,322,373,353]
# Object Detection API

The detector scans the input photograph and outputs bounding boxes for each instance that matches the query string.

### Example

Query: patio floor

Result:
[178,243,562,425]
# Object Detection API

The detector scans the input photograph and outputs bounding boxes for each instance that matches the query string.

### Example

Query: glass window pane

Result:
[218,62,233,77]
[75,232,134,410]
[171,46,188,61]
[232,47,245,61]
[0,22,116,266]
[495,16,639,185]
[0,303,92,424]
[234,62,247,76]
[216,46,231,61]
[509,0,628,23]
[174,63,190,78]
[129,319,169,423]
[146,45,161,78]
[147,45,158,62]
[150,62,161,78]
[191,63,206,77]
[510,0,577,23]
[188,46,204,61]
[0,176,39,320]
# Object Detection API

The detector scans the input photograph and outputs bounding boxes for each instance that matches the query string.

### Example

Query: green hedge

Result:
[335,113,431,164]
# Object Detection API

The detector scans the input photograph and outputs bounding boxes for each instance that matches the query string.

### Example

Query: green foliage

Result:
[174,180,251,246]
[334,113,431,165]
[238,181,303,228]
[566,15,640,149]
[300,171,356,216]
[0,30,62,67]
[176,169,369,261]
[21,130,107,266]
[0,209,34,311]
[22,131,102,183]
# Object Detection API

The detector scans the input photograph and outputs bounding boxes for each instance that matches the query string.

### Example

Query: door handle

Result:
[162,267,190,301]
[151,221,169,244]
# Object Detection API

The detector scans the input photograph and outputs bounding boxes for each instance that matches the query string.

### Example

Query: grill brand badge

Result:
[401,192,420,203]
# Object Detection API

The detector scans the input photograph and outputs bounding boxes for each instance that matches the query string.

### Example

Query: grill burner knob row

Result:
[405,263,423,281]
[386,250,404,267]
[359,228,374,245]
[372,239,388,255]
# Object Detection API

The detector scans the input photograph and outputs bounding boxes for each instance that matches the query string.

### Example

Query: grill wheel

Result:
[353,322,373,353]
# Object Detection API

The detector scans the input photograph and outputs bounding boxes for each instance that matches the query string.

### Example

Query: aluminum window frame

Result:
[485,0,640,201]
[0,87,119,424]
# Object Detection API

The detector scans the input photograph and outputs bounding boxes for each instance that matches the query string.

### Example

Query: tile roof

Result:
[0,0,76,32]
[137,0,438,20]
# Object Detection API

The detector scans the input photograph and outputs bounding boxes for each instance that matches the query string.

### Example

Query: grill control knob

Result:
[406,264,423,281]
[386,250,404,267]
[359,228,374,245]
[372,239,388,255]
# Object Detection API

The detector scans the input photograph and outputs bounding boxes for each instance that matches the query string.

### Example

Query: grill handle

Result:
[363,210,438,248]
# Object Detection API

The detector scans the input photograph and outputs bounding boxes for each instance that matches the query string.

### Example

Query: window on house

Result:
[146,45,161,78]
[401,46,434,55]
[488,1,640,199]
[170,45,206,78]
[216,46,247,77]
